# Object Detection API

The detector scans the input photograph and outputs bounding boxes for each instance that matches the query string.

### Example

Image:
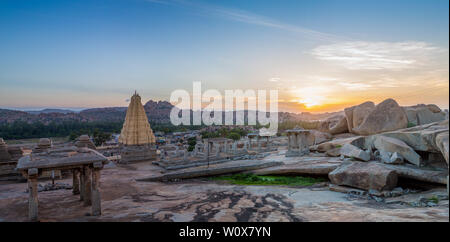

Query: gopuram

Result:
[118,92,157,164]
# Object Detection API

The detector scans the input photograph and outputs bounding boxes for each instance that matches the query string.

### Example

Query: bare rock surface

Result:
[0,161,447,222]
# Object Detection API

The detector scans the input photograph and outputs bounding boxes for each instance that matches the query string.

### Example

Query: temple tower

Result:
[118,92,157,163]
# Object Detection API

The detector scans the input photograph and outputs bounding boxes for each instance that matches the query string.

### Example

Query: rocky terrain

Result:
[0,160,447,222]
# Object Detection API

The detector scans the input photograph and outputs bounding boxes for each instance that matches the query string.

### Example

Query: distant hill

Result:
[26,108,76,115]
[0,99,338,125]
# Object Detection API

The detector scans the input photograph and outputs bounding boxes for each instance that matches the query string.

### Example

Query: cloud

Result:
[312,41,444,70]
[338,82,372,90]
[269,77,280,82]
[146,0,346,42]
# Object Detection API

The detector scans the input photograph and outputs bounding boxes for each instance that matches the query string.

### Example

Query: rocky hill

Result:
[0,99,339,125]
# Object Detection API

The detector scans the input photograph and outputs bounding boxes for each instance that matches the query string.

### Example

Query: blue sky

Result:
[0,0,448,112]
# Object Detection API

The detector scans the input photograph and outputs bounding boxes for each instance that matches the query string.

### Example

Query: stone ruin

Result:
[0,138,24,181]
[285,129,310,157]
[32,138,52,153]
[118,92,157,164]
[75,135,96,150]
[155,135,278,170]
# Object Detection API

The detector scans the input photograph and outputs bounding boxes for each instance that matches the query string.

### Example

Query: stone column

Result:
[72,169,80,195]
[293,134,299,152]
[183,150,188,161]
[257,136,261,152]
[232,141,237,154]
[91,162,102,216]
[287,134,292,152]
[80,167,85,201]
[224,140,228,153]
[298,132,309,155]
[83,166,92,206]
[214,143,220,157]
[27,168,39,222]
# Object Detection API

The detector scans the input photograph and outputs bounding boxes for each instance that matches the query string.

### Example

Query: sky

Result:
[0,0,448,113]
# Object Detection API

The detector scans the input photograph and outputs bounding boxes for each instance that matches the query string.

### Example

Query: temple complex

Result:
[118,92,157,163]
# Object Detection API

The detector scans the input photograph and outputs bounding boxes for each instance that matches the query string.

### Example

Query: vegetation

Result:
[210,173,326,186]
[278,120,320,131]
[407,122,416,128]
[0,121,123,140]
[187,137,197,152]
[201,127,249,140]
[0,120,209,140]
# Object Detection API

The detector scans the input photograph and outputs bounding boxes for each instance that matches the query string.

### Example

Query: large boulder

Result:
[344,101,375,133]
[372,136,422,166]
[435,131,449,165]
[307,130,332,146]
[352,99,408,135]
[329,161,398,191]
[317,114,348,135]
[404,104,446,126]
[316,136,366,153]
[339,144,370,161]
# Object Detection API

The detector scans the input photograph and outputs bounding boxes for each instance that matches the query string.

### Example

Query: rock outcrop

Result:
[372,136,422,166]
[307,130,332,146]
[329,161,398,191]
[352,99,408,135]
[435,132,449,165]
[344,101,375,133]
[339,144,370,162]
[378,120,448,153]
[317,114,348,135]
[404,104,446,126]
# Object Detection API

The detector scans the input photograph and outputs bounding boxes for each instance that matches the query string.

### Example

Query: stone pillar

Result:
[232,141,237,154]
[257,137,261,152]
[91,162,102,216]
[224,141,228,153]
[183,150,188,161]
[83,166,92,206]
[298,132,309,155]
[72,169,80,195]
[214,143,220,157]
[80,167,85,201]
[287,133,292,152]
[293,134,299,152]
[27,168,39,222]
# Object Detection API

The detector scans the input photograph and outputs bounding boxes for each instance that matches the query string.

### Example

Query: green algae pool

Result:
[210,173,326,186]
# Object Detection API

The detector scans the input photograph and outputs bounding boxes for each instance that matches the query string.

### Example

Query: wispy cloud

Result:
[311,41,445,70]
[338,81,372,90]
[146,0,347,42]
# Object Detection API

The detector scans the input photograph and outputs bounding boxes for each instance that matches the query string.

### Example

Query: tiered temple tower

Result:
[118,92,157,163]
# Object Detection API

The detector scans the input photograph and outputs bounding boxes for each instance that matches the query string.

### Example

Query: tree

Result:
[226,132,241,141]
[92,129,111,146]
